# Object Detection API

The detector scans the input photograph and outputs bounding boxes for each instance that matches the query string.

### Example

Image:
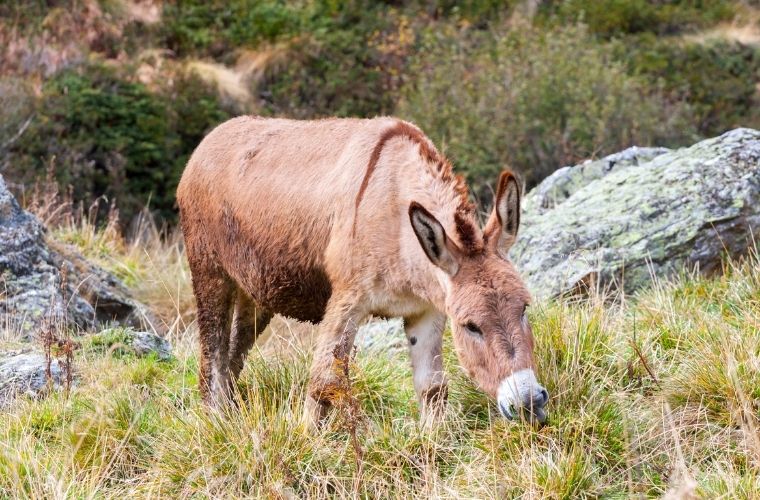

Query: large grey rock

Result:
[0,174,153,339]
[523,146,671,215]
[0,351,69,408]
[355,318,407,355]
[511,128,760,299]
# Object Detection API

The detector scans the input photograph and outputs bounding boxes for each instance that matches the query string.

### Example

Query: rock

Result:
[91,328,173,361]
[126,330,173,361]
[0,351,69,408]
[523,146,671,215]
[355,318,407,355]
[0,174,154,340]
[511,128,760,299]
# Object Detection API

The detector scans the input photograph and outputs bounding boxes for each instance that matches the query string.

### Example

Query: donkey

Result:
[177,116,549,424]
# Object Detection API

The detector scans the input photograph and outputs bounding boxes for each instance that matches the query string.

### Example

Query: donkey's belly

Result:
[215,215,333,323]
[242,262,332,323]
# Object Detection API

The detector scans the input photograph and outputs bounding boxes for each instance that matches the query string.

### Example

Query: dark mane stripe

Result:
[354,121,437,218]
[352,121,480,252]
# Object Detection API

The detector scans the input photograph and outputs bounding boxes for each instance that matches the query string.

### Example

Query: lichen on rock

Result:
[511,128,760,299]
[0,351,69,408]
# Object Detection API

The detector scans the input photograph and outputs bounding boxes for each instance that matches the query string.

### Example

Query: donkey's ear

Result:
[409,202,461,276]
[485,170,521,257]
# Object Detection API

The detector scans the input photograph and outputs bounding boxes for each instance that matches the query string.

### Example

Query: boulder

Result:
[0,351,69,408]
[522,146,671,216]
[92,328,173,361]
[511,128,760,299]
[355,318,406,355]
[0,174,154,340]
[128,330,173,361]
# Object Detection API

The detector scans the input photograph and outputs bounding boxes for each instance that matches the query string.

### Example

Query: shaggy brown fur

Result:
[177,116,544,424]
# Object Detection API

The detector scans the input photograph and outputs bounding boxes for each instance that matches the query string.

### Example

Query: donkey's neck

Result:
[396,186,478,316]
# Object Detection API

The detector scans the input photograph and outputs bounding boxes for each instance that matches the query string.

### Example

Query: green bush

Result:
[159,0,509,59]
[7,64,230,221]
[620,36,760,136]
[161,1,417,118]
[537,0,736,37]
[260,4,402,117]
[399,23,696,197]
[160,0,302,57]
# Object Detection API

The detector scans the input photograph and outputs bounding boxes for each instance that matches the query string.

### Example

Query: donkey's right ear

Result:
[409,202,461,276]
[484,170,522,258]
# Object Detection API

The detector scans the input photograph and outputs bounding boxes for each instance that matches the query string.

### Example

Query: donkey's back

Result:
[177,116,391,324]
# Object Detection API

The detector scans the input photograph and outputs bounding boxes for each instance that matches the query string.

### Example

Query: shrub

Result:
[257,1,413,118]
[619,36,760,136]
[160,0,302,57]
[537,0,736,38]
[160,1,417,118]
[7,64,230,221]
[398,23,696,197]
[10,65,172,218]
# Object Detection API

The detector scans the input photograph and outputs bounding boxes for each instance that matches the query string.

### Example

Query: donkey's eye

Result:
[464,322,483,338]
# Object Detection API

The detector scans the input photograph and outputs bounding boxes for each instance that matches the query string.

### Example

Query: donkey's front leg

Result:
[304,292,365,427]
[404,310,448,419]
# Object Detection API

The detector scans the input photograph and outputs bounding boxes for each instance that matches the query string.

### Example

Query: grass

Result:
[1,210,759,497]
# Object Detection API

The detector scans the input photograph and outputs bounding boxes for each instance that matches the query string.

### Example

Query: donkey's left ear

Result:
[484,170,521,257]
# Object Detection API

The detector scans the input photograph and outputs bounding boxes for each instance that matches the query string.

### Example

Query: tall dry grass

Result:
[0,209,758,497]
[2,177,757,498]
[23,174,196,337]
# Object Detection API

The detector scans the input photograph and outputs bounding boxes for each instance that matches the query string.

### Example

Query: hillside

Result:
[1,0,760,222]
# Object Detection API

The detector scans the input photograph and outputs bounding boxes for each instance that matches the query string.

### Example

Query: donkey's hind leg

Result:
[186,249,236,407]
[229,292,272,381]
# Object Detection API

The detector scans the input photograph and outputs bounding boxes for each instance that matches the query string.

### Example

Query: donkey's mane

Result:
[353,120,480,251]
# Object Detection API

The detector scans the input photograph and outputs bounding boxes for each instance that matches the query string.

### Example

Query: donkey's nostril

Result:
[526,387,548,409]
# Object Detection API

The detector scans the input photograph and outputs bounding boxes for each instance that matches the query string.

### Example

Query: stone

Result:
[522,146,671,215]
[90,328,173,361]
[355,318,407,355]
[0,174,154,340]
[126,330,173,361]
[510,128,760,299]
[0,351,69,408]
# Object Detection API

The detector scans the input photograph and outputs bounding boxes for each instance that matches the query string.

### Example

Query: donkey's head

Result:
[409,170,548,423]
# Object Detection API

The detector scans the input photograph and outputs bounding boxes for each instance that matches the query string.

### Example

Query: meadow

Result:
[1,208,758,498]
[1,2,760,497]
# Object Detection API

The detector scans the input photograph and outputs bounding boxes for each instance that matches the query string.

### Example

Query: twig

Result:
[331,324,365,494]
[0,115,33,151]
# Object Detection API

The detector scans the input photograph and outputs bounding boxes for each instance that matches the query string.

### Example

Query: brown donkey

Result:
[177,116,548,424]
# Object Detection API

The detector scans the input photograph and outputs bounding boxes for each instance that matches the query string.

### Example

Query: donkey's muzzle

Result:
[496,369,549,424]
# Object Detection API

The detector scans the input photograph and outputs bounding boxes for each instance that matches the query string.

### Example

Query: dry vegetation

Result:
[1,200,758,498]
